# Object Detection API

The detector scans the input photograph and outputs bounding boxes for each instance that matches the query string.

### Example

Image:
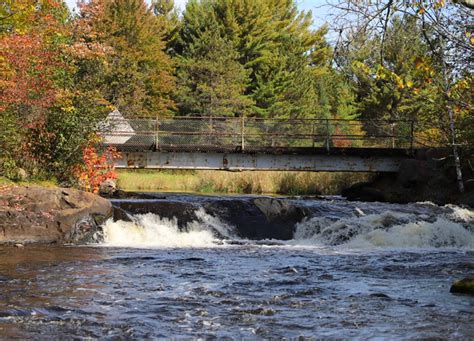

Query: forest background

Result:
[0,0,472,193]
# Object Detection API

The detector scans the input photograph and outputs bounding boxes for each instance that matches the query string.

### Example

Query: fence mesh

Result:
[102,116,418,152]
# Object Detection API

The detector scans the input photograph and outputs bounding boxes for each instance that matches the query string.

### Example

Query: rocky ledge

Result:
[0,185,112,244]
[342,156,474,207]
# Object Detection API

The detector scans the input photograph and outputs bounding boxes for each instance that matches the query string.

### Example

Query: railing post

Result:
[410,120,414,154]
[312,120,315,148]
[241,116,245,152]
[326,119,330,153]
[155,114,160,151]
[391,122,396,149]
[209,115,214,146]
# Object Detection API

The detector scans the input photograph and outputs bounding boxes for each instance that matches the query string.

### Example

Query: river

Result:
[0,195,473,338]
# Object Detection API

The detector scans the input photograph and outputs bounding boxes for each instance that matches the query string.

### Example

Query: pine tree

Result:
[176,26,253,116]
[177,0,332,119]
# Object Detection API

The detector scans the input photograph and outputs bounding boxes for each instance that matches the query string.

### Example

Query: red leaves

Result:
[75,144,121,193]
[0,32,62,113]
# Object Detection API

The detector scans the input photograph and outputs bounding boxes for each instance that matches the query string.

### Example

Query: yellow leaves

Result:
[354,61,418,92]
[352,61,371,75]
[434,0,446,9]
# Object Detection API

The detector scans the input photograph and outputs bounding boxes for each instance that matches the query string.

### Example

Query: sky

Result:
[64,0,331,28]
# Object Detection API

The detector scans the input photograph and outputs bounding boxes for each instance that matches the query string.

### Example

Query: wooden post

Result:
[312,120,315,148]
[410,120,414,154]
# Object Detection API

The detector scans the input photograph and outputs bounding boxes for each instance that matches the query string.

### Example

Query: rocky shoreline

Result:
[0,185,112,245]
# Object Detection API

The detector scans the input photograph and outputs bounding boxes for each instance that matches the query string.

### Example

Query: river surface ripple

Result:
[0,197,473,339]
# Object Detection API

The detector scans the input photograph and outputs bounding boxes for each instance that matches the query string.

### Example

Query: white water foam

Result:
[292,209,474,249]
[102,203,474,250]
[102,208,234,248]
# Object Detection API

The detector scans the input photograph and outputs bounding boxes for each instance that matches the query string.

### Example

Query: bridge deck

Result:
[102,116,433,172]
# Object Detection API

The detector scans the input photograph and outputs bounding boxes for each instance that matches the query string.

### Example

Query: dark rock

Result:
[369,293,392,300]
[341,182,386,202]
[0,185,112,244]
[340,152,474,207]
[398,159,431,187]
[112,196,309,240]
[450,277,474,295]
[112,206,134,222]
[465,179,474,193]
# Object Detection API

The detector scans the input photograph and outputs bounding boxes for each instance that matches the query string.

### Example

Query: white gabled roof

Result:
[102,109,135,144]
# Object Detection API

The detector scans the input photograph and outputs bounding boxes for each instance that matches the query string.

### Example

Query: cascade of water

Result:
[102,208,236,248]
[292,209,474,249]
[102,200,474,249]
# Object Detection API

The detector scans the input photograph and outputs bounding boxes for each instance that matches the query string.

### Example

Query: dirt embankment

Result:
[0,185,112,244]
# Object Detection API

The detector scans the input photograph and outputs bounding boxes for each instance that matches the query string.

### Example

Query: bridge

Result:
[102,115,431,172]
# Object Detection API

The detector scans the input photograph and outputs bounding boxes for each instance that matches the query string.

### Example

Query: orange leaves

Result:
[75,144,121,193]
[0,0,69,114]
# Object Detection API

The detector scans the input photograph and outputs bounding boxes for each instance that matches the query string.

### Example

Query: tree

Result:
[329,0,473,191]
[176,27,253,116]
[75,0,176,117]
[177,0,333,119]
[0,0,111,182]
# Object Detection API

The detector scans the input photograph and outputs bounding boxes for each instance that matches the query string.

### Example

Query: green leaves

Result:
[176,0,334,120]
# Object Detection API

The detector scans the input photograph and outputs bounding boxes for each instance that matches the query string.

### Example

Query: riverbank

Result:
[342,158,474,207]
[116,169,372,195]
[0,185,112,244]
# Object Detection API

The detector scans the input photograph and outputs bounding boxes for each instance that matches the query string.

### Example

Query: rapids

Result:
[0,195,473,338]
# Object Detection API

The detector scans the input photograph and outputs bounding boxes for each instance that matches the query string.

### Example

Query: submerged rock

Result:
[0,185,112,244]
[450,277,474,295]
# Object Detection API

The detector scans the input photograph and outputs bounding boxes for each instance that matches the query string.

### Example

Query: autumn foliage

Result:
[75,145,121,193]
[0,33,61,113]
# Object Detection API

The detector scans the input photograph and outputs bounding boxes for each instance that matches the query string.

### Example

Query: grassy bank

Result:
[116,170,372,195]
[0,176,58,188]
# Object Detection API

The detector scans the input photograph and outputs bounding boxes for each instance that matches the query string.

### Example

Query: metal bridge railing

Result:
[102,116,418,152]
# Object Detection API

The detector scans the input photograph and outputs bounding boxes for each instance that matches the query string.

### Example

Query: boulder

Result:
[16,168,28,181]
[450,277,474,295]
[0,185,112,244]
[99,179,117,197]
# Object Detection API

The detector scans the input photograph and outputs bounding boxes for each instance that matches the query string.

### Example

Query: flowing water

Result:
[1,196,473,339]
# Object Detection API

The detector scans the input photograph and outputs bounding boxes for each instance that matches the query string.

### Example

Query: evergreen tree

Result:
[152,0,180,54]
[176,26,253,116]
[177,0,332,119]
